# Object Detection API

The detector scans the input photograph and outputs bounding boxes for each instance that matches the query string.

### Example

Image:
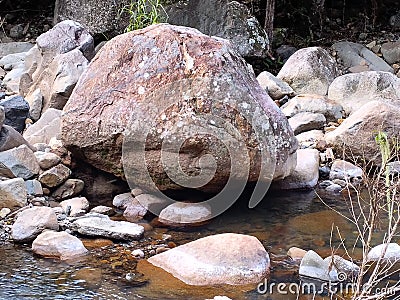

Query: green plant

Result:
[120,0,168,32]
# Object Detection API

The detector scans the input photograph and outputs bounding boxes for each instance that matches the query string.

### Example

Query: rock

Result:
[287,247,307,260]
[134,193,168,215]
[2,66,27,93]
[34,151,61,169]
[123,201,148,221]
[112,192,134,209]
[288,112,326,135]
[166,0,269,58]
[25,179,43,196]
[52,179,84,200]
[0,95,29,132]
[9,24,24,39]
[381,41,400,65]
[332,41,393,73]
[32,230,88,260]
[0,178,27,210]
[323,255,359,278]
[0,52,26,70]
[281,94,343,122]
[90,205,114,216]
[0,125,35,153]
[62,24,297,193]
[273,149,319,190]
[59,197,89,217]
[0,42,34,58]
[38,164,71,188]
[296,130,325,149]
[299,250,338,282]
[325,101,400,165]
[277,47,338,95]
[0,145,40,179]
[329,160,363,182]
[328,71,400,115]
[54,0,130,37]
[367,243,400,262]
[276,45,297,62]
[131,249,145,259]
[158,202,212,225]
[325,183,342,194]
[256,71,295,100]
[148,233,269,285]
[388,161,400,176]
[11,206,59,242]
[25,88,43,121]
[26,48,89,115]
[71,214,144,240]
[0,106,4,127]
[0,207,11,219]
[23,108,62,144]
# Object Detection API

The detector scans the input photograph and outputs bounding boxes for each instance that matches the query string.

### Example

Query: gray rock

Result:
[166,0,269,58]
[25,179,43,196]
[123,201,148,221]
[158,202,213,225]
[134,193,168,215]
[9,24,24,39]
[332,41,393,73]
[256,71,295,100]
[60,197,89,217]
[32,230,88,260]
[52,179,84,200]
[0,178,27,210]
[2,66,28,93]
[323,255,359,278]
[329,160,363,182]
[0,95,29,132]
[0,144,40,179]
[288,112,326,135]
[276,45,297,62]
[277,47,338,95]
[299,250,338,282]
[325,101,400,165]
[273,149,320,190]
[388,161,400,176]
[0,125,35,153]
[11,206,59,242]
[0,106,5,127]
[328,71,400,115]
[23,108,62,144]
[54,0,130,37]
[281,94,343,122]
[112,192,134,209]
[148,233,270,285]
[325,183,342,194]
[0,42,34,59]
[34,151,61,170]
[0,207,11,219]
[367,243,400,262]
[381,41,400,65]
[0,52,26,70]
[71,214,144,240]
[38,164,71,188]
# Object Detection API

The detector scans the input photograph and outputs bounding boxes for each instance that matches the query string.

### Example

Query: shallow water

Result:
[0,189,370,300]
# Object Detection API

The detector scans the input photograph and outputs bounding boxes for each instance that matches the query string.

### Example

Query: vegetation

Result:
[120,0,168,32]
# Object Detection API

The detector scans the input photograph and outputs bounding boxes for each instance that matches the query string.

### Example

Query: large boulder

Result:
[0,178,27,210]
[23,108,62,144]
[326,101,400,164]
[328,71,400,115]
[166,0,269,58]
[147,233,270,285]
[0,145,40,179]
[277,47,338,95]
[0,95,30,133]
[62,24,297,193]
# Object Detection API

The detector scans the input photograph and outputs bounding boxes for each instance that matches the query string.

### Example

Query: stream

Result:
[0,189,369,300]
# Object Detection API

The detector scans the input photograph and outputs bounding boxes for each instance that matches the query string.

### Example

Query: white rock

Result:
[367,243,400,262]
[71,214,144,240]
[113,192,134,209]
[158,202,212,225]
[299,250,338,282]
[38,164,71,188]
[256,70,295,100]
[329,160,363,182]
[23,108,62,145]
[60,197,89,217]
[34,151,61,169]
[32,230,88,260]
[11,206,59,242]
[288,112,326,135]
[296,130,325,149]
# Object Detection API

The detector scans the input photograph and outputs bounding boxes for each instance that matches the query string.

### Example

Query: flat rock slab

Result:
[0,42,34,58]
[148,233,270,285]
[71,214,144,240]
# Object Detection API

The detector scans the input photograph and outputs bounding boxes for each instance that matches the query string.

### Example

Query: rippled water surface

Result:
[0,190,366,300]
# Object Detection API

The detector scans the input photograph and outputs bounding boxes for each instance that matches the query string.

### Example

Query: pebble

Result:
[131,249,145,258]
